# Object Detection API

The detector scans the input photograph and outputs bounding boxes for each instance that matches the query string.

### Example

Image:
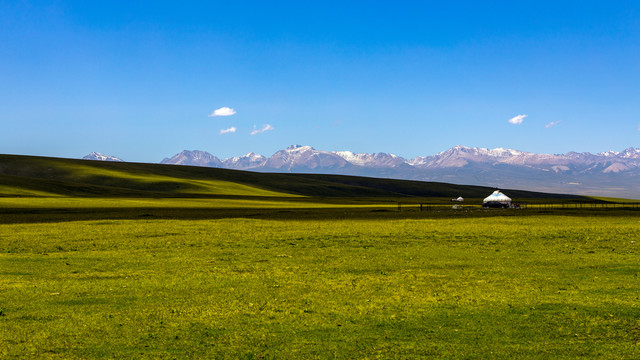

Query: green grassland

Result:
[1,155,639,358]
[2,216,639,359]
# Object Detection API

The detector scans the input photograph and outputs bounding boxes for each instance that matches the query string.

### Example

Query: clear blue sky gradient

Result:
[1,1,639,161]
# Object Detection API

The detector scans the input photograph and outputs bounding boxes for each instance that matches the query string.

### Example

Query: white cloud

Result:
[250,124,274,135]
[208,107,236,117]
[545,120,561,128]
[219,126,237,135]
[508,114,527,125]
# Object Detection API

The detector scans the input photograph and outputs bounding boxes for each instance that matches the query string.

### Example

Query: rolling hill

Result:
[0,154,592,202]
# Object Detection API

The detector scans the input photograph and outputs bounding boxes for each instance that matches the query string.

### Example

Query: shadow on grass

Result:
[2,206,639,224]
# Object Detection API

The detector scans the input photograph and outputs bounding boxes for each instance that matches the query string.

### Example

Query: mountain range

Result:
[85,145,640,198]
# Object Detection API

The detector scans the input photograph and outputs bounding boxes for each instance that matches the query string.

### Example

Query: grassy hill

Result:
[0,154,590,200]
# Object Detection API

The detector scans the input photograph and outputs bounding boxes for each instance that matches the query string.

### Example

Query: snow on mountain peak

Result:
[248,152,264,159]
[160,150,222,167]
[598,150,619,157]
[286,145,314,152]
[333,150,406,167]
[334,151,360,163]
[82,152,123,162]
[436,145,524,158]
[489,147,523,156]
[222,152,267,169]
[619,148,640,159]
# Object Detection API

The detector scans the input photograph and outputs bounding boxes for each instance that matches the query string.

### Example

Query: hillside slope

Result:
[0,154,589,200]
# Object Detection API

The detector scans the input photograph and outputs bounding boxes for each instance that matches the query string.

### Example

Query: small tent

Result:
[482,190,511,208]
[452,196,464,202]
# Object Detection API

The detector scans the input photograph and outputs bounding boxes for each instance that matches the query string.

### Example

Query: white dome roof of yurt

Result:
[483,190,512,203]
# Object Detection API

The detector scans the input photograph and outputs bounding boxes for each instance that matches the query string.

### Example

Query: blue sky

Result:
[1,1,639,162]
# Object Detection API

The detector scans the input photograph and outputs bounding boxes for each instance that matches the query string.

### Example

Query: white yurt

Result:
[482,190,512,207]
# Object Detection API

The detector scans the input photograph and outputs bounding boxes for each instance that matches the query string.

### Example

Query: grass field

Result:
[1,155,639,358]
[2,203,639,359]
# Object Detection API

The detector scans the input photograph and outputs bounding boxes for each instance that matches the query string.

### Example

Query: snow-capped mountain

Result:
[222,152,267,169]
[160,145,640,173]
[407,145,640,170]
[618,147,640,159]
[409,145,518,167]
[409,145,571,168]
[263,145,350,171]
[334,151,407,168]
[83,152,123,162]
[160,150,223,167]
[159,145,640,198]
